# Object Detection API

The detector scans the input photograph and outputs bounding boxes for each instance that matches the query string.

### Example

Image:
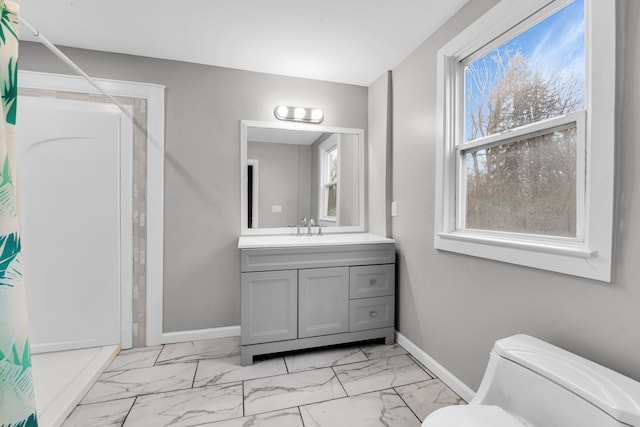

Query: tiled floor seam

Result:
[152,344,164,366]
[119,395,137,427]
[241,380,246,417]
[330,365,350,396]
[191,360,199,388]
[85,383,196,406]
[407,353,436,378]
[338,376,444,398]
[244,393,351,419]
[297,406,306,427]
[392,385,426,423]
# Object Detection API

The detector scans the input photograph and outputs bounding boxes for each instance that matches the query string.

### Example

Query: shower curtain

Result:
[0,2,38,426]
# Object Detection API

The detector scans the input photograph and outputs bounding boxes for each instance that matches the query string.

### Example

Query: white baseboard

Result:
[395,331,475,402]
[160,325,241,345]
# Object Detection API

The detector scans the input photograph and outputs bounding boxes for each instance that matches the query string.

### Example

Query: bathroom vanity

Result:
[238,234,395,365]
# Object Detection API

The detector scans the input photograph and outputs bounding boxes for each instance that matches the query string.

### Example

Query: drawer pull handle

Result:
[369,279,377,285]
[369,311,377,317]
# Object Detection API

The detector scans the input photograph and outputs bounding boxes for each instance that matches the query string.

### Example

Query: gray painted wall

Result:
[298,145,312,223]
[390,0,640,390]
[367,72,390,237]
[338,134,359,226]
[247,141,307,228]
[20,42,368,332]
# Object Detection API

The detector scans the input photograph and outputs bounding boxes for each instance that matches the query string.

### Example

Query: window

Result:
[434,0,615,281]
[320,136,339,222]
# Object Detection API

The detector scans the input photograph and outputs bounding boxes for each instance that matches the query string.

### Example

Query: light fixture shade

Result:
[274,105,324,123]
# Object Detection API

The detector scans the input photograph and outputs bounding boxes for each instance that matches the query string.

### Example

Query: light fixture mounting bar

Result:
[274,105,324,123]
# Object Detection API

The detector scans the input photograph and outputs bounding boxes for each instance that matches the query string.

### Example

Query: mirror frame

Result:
[241,120,366,236]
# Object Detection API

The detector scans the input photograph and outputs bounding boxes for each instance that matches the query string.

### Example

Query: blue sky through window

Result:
[464,0,585,141]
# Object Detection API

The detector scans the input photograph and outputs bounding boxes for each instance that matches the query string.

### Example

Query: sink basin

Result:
[237,233,394,249]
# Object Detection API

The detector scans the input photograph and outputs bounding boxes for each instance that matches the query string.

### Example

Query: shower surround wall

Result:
[19,88,149,347]
[20,42,368,335]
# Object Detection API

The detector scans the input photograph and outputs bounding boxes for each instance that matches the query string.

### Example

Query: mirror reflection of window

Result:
[320,135,339,223]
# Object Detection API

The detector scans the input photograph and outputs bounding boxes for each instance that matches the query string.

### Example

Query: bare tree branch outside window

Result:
[462,0,585,237]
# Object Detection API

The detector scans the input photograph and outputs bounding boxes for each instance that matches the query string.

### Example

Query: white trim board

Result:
[395,331,475,402]
[160,326,241,345]
[19,70,166,348]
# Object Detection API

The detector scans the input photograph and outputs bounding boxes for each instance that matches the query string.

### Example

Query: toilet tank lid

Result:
[494,335,640,427]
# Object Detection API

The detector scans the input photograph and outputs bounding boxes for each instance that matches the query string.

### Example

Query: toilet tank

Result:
[471,335,640,427]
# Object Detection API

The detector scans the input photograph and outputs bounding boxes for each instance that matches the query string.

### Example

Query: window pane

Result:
[327,184,337,217]
[328,148,338,182]
[464,0,584,142]
[465,127,577,237]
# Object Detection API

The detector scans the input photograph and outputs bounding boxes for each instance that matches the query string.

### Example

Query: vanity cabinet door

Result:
[241,270,297,345]
[298,267,349,338]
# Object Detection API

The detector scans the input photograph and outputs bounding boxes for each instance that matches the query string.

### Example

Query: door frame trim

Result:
[19,71,166,348]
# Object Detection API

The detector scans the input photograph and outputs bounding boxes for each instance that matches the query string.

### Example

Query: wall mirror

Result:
[240,120,365,235]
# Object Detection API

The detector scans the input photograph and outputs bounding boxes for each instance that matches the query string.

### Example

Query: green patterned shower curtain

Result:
[0,1,38,426]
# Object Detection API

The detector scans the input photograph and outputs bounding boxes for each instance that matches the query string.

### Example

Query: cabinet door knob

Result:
[369,278,377,285]
[369,311,377,317]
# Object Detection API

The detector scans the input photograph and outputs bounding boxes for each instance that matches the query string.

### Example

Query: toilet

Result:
[423,334,640,427]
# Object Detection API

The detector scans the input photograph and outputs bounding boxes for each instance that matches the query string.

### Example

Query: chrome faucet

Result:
[307,219,315,237]
[297,218,307,237]
[317,221,323,236]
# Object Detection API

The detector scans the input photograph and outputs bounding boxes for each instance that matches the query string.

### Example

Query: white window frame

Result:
[434,0,615,282]
[319,135,340,223]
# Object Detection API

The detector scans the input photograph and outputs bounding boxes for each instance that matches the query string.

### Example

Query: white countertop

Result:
[238,233,395,249]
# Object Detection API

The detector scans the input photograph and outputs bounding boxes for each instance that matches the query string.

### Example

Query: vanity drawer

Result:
[349,296,394,332]
[350,264,395,299]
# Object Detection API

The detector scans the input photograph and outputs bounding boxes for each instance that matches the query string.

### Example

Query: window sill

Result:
[434,230,610,282]
[319,217,336,223]
[436,231,596,258]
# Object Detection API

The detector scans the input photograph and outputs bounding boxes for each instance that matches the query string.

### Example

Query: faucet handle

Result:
[309,219,315,227]
[317,222,323,236]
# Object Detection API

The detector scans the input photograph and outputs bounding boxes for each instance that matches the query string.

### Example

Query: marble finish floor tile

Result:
[395,379,465,421]
[194,355,287,387]
[62,398,135,427]
[284,346,368,373]
[243,367,347,415]
[333,354,431,396]
[300,389,421,427]
[156,337,240,364]
[407,354,436,378]
[105,346,163,372]
[82,362,197,404]
[199,408,304,427]
[123,382,243,427]
[360,343,408,360]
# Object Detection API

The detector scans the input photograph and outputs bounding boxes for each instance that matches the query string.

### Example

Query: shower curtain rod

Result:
[19,16,132,118]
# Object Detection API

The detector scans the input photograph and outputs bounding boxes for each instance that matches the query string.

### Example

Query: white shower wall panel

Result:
[17,96,132,353]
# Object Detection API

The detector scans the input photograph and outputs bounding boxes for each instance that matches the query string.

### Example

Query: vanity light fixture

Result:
[274,105,324,124]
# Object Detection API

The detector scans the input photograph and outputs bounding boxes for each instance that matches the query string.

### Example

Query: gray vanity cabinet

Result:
[241,270,297,345]
[298,267,349,338]
[240,242,395,365]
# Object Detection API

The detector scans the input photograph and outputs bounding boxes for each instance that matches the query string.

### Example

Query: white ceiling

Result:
[18,0,469,87]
